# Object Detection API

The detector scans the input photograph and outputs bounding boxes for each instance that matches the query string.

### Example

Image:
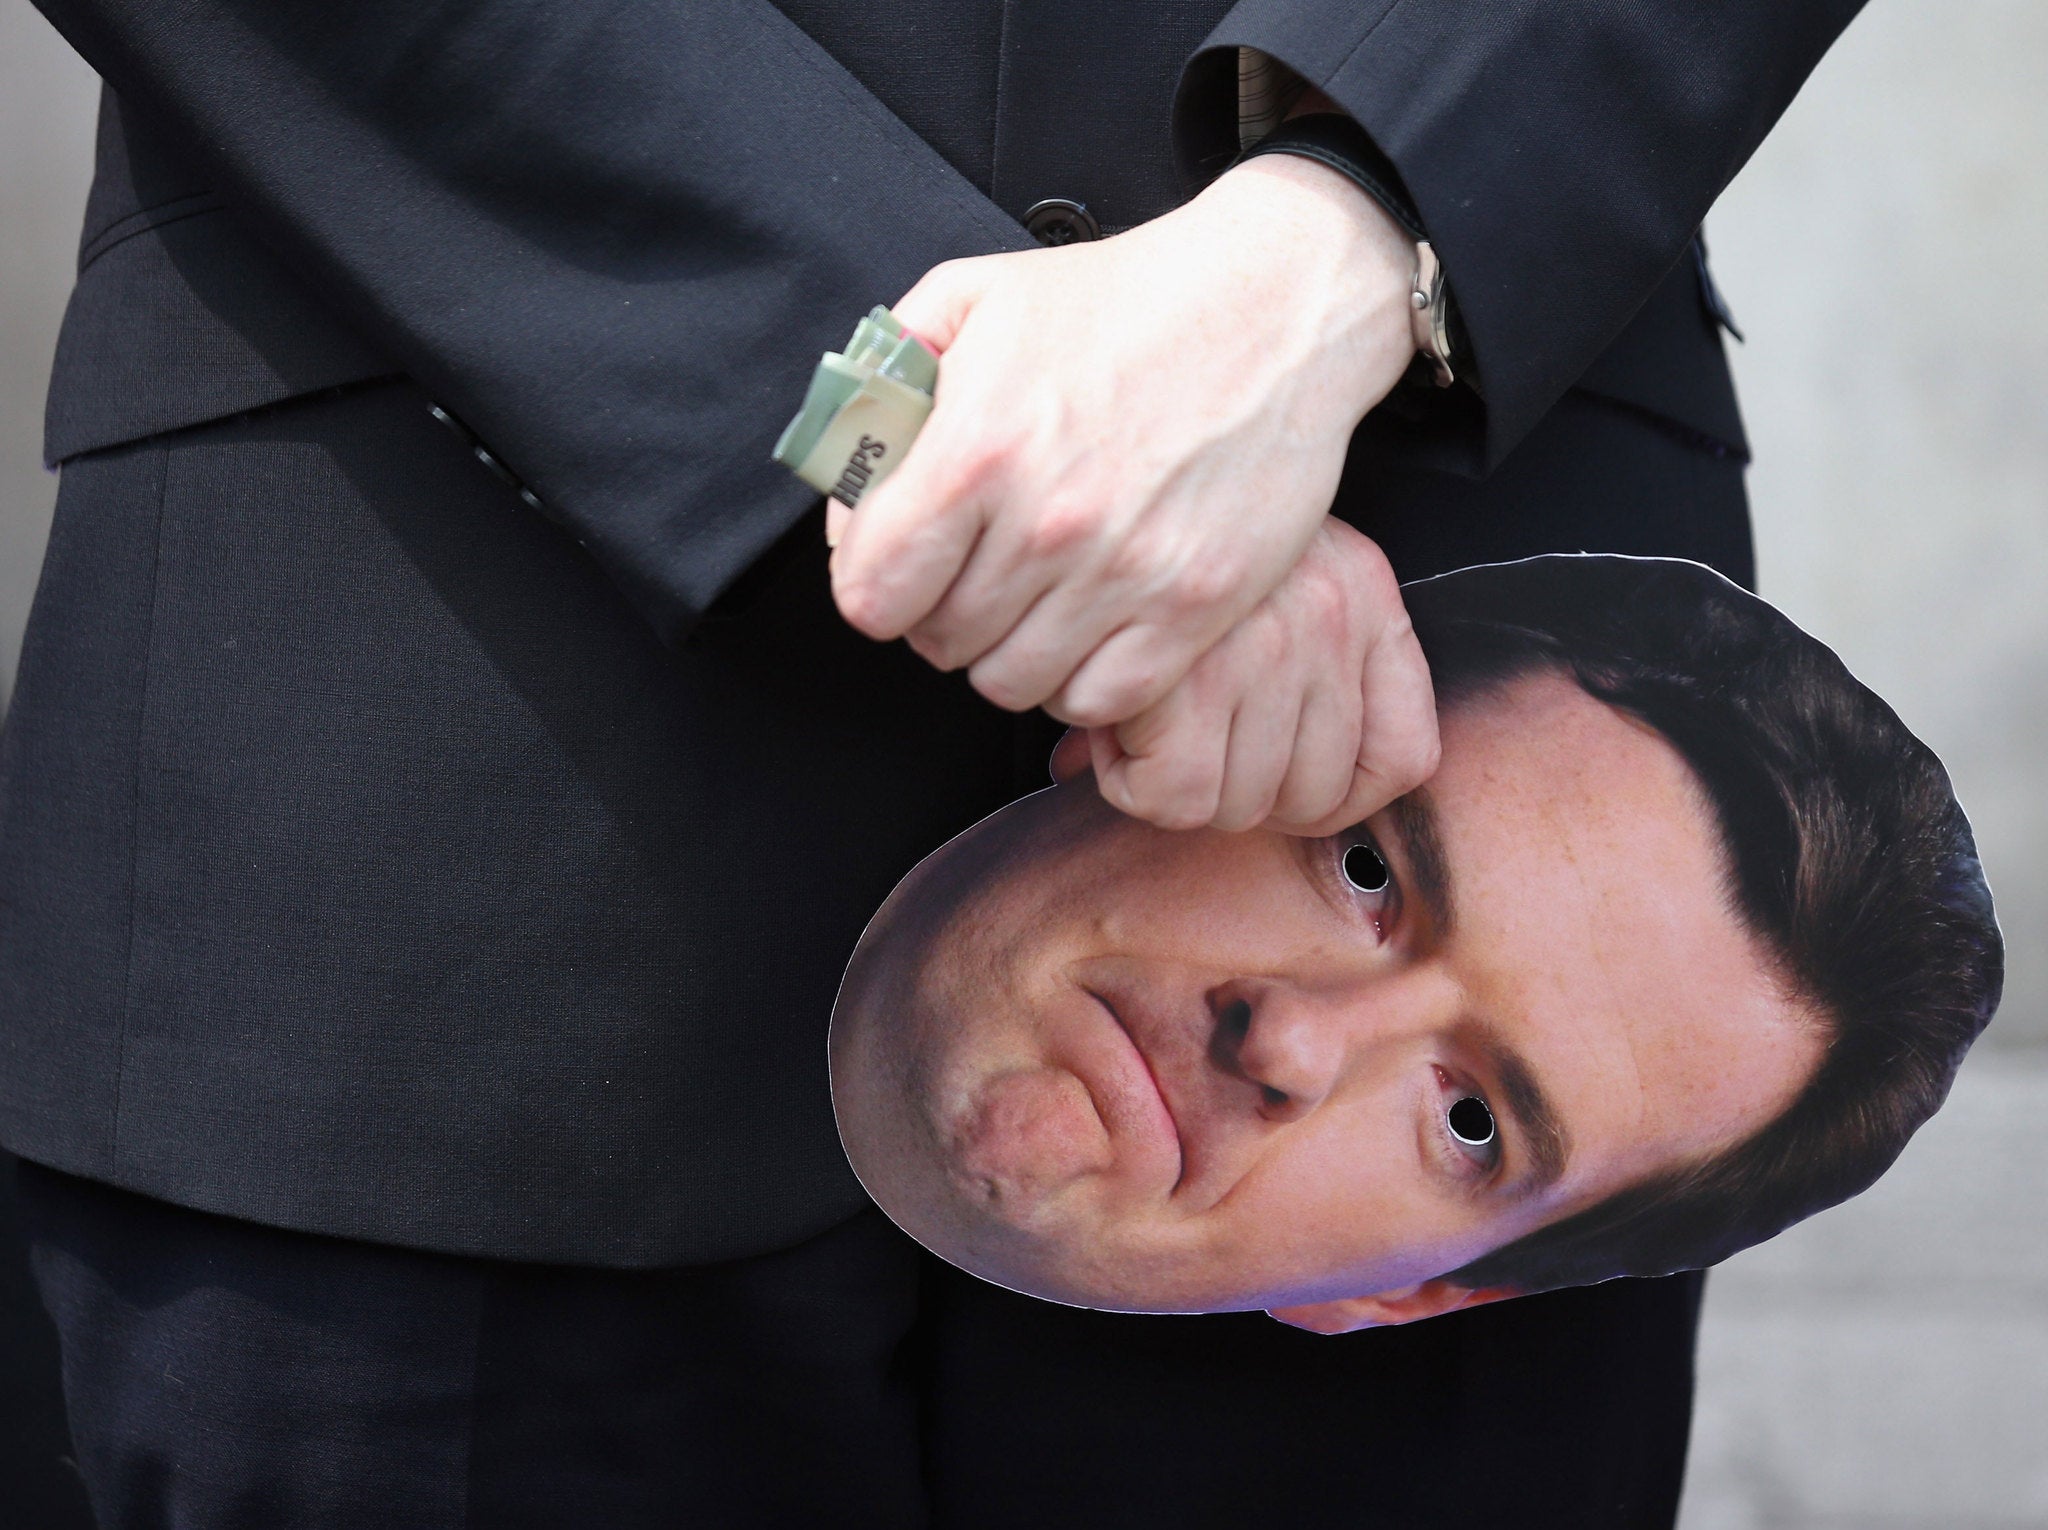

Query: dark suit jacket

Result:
[0,0,1857,1265]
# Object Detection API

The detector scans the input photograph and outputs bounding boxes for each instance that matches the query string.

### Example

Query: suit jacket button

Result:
[1024,198,1100,246]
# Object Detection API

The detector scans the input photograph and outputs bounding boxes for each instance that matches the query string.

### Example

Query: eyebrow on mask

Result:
[1389,793,1568,1192]
[1389,791,1455,937]
[1478,1030,1571,1196]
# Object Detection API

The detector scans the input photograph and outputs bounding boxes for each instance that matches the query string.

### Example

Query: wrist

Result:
[1238,115,1462,390]
[1195,153,1420,410]
[1204,149,1415,266]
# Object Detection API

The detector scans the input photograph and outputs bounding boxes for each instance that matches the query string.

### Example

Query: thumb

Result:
[890,254,1003,355]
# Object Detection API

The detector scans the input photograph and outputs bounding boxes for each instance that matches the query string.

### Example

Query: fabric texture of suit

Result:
[3,0,1855,1271]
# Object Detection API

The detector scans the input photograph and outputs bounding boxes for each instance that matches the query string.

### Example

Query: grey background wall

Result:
[2,2,2043,1525]
[0,17,101,1512]
[1,1,95,722]
[1673,6,2048,1527]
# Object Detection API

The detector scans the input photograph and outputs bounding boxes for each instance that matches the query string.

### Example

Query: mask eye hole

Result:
[1447,1095,1496,1147]
[1341,840,1390,894]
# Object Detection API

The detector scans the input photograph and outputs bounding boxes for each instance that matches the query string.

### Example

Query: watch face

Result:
[1412,241,1456,389]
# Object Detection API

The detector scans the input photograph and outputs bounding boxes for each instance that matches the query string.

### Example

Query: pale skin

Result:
[829,674,1829,1330]
[827,151,1439,836]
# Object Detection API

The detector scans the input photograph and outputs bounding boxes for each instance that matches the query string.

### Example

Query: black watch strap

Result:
[1236,113,1468,392]
[1235,113,1426,242]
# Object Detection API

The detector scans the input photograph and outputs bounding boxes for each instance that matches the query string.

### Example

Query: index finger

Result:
[829,412,989,642]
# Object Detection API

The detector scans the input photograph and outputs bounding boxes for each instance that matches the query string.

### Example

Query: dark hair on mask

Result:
[1403,555,2001,1296]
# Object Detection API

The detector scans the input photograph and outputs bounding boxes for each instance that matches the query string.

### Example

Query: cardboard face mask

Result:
[829,556,2003,1332]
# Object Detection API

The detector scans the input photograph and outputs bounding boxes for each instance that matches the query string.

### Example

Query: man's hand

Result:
[1048,517,1438,835]
[828,154,1419,738]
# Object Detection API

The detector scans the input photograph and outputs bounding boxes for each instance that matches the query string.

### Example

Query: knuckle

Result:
[1063,668,1164,729]
[932,439,1006,506]
[968,657,1044,714]
[1413,720,1444,773]
[1244,612,1292,673]
[1109,708,1169,760]
[1041,693,1089,728]
[971,675,1032,714]
[1398,732,1443,790]
[1282,558,1357,647]
[1355,740,1437,806]
[1159,557,1242,621]
[1375,712,1442,793]
[1021,496,1102,563]
[1178,656,1240,719]
[1308,567,1354,634]
[1100,533,1157,590]
[1056,694,1118,731]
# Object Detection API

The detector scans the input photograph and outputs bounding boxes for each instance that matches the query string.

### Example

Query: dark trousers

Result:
[20,1160,1704,1530]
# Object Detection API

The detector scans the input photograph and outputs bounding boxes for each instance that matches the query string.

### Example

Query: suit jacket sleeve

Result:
[1176,0,1867,471]
[30,0,1034,642]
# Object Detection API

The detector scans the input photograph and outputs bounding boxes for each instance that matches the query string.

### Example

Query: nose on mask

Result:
[1205,980,1344,1122]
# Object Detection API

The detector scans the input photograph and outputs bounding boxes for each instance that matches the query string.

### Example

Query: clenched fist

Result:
[829,151,1438,830]
[1050,517,1438,835]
